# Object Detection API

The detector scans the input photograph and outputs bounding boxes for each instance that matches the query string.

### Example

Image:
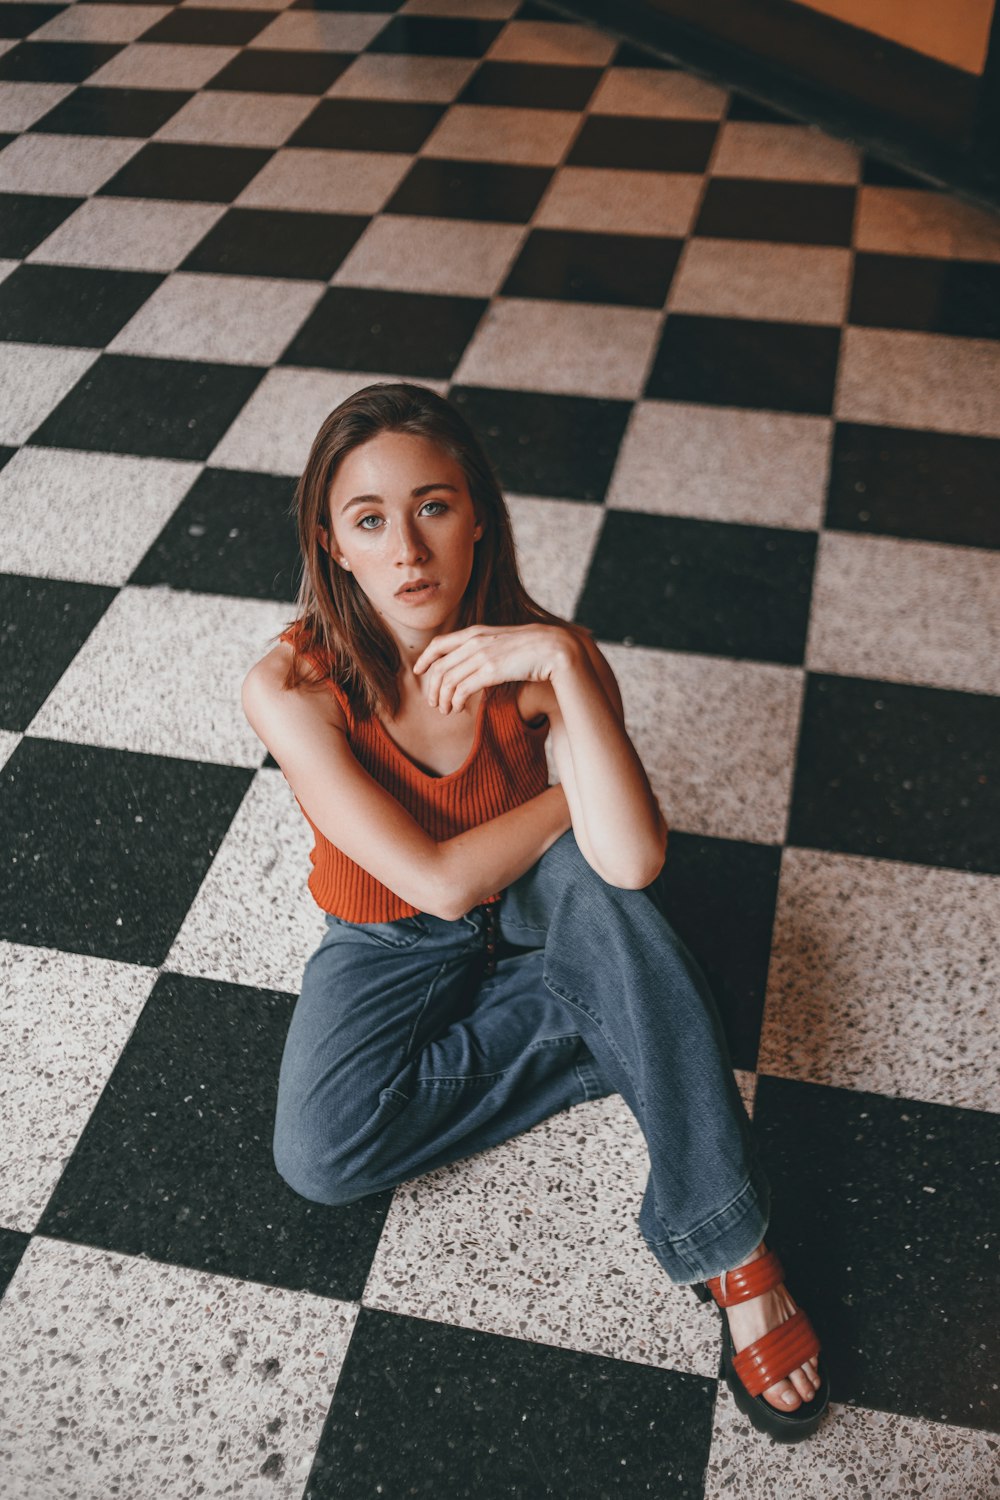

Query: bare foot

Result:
[722,1242,822,1412]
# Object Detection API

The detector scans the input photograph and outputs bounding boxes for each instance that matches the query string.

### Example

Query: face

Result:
[321,431,483,651]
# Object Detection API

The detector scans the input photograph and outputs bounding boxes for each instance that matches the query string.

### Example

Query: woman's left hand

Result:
[413,624,576,714]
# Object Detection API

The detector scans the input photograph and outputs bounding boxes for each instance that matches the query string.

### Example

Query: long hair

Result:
[284,382,576,719]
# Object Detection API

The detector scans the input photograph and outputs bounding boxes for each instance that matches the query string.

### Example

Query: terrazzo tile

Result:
[421,102,579,166]
[28,195,226,271]
[153,87,315,146]
[486,18,615,67]
[505,492,603,621]
[0,79,72,129]
[855,185,1000,263]
[807,530,1000,695]
[590,66,727,119]
[534,164,703,237]
[235,146,410,213]
[403,0,518,16]
[704,1389,1000,1495]
[325,51,475,101]
[0,256,16,283]
[0,1236,357,1498]
[600,643,804,846]
[606,400,830,530]
[332,212,524,297]
[453,297,661,399]
[86,41,238,90]
[0,942,157,1232]
[108,270,325,365]
[0,342,98,445]
[165,767,325,991]
[364,1095,722,1376]
[0,730,20,772]
[0,446,200,585]
[29,586,290,766]
[31,4,171,44]
[249,9,387,51]
[0,574,117,731]
[668,238,851,324]
[836,327,1000,438]
[0,129,142,193]
[711,121,861,183]
[759,848,1000,1114]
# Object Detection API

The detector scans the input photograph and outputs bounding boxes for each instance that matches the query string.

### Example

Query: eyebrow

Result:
[339,482,460,516]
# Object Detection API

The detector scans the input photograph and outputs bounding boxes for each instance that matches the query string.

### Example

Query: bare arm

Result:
[242,647,570,922]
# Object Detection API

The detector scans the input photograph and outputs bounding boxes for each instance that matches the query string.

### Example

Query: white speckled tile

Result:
[0,132,143,196]
[235,147,411,215]
[0,344,99,446]
[86,42,239,91]
[453,298,661,400]
[421,104,580,167]
[668,238,852,324]
[153,89,316,149]
[505,493,603,621]
[326,53,476,102]
[590,67,728,119]
[0,82,74,132]
[0,944,157,1233]
[758,848,1000,1112]
[600,643,804,845]
[486,18,616,66]
[332,213,525,298]
[855,186,1000,263]
[109,271,324,366]
[0,447,200,586]
[364,1095,722,1376]
[28,197,227,273]
[248,10,387,52]
[28,587,290,767]
[0,731,20,772]
[166,768,325,991]
[712,121,861,183]
[31,4,170,43]
[606,401,831,529]
[807,531,1000,697]
[0,258,16,285]
[836,327,1000,439]
[209,367,448,475]
[535,165,704,237]
[705,1384,1000,1498]
[0,1237,357,1500]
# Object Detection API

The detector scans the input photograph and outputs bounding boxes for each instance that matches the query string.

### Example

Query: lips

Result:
[395,579,437,597]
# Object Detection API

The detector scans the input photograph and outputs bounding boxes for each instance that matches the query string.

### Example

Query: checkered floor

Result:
[2,0,1000,1494]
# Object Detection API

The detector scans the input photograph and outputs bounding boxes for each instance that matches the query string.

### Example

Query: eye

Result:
[356,514,383,530]
[420,500,448,516]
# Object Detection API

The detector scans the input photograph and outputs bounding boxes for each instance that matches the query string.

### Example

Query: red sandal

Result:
[692,1248,830,1443]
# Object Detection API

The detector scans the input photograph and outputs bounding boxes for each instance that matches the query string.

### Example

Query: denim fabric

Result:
[273,829,770,1283]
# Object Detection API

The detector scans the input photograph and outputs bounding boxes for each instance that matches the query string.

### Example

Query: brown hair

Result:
[284,381,578,719]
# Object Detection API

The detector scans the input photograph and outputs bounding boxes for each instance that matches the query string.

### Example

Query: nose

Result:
[394,515,427,566]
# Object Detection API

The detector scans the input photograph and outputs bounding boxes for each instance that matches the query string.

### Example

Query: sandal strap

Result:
[732,1308,821,1399]
[705,1248,785,1306]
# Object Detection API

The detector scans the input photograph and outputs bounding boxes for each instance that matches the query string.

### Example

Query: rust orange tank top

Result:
[279,628,551,922]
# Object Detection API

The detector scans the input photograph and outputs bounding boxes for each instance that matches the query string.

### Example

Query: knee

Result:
[272,1131,380,1208]
[272,1090,402,1208]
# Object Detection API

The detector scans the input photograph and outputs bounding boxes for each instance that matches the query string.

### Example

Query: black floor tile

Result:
[30,84,192,137]
[575,511,816,664]
[182,206,367,280]
[98,141,273,202]
[287,97,444,153]
[0,574,116,732]
[0,446,15,474]
[0,1229,30,1299]
[30,355,265,461]
[726,93,797,123]
[0,264,163,347]
[657,831,782,1073]
[501,227,682,307]
[0,738,252,963]
[0,40,121,83]
[696,178,856,246]
[458,59,602,110]
[850,252,1000,339]
[861,154,935,188]
[36,972,393,1300]
[755,1075,1000,1429]
[827,423,1000,550]
[206,48,353,94]
[366,14,503,57]
[0,191,82,257]
[0,133,13,152]
[567,116,717,172]
[0,4,64,39]
[311,1308,717,1500]
[280,286,486,380]
[613,40,677,69]
[788,673,1000,875]
[646,313,840,414]
[130,467,299,599]
[449,385,631,502]
[385,156,552,222]
[141,6,273,45]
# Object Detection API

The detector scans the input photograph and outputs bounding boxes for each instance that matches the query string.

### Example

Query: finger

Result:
[447,663,494,715]
[435,653,490,713]
[425,639,492,706]
[413,625,487,675]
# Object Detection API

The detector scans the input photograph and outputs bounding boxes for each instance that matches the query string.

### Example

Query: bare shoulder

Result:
[242,642,346,741]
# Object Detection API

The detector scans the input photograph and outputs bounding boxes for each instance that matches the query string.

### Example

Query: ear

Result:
[472,518,484,541]
[317,523,351,571]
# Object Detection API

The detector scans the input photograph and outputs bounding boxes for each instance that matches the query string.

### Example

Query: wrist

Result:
[547,628,585,689]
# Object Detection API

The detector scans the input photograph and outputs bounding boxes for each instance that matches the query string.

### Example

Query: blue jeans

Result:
[273,830,771,1283]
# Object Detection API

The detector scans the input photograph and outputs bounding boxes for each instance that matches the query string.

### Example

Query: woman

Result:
[242,382,830,1443]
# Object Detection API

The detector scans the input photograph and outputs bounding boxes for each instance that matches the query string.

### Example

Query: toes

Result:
[763,1379,802,1412]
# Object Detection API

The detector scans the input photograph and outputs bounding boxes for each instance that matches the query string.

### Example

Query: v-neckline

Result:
[372,690,490,783]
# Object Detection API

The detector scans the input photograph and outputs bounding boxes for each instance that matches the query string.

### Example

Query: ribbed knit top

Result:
[279,627,551,922]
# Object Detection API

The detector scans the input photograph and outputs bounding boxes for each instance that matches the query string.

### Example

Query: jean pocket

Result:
[325,913,428,950]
